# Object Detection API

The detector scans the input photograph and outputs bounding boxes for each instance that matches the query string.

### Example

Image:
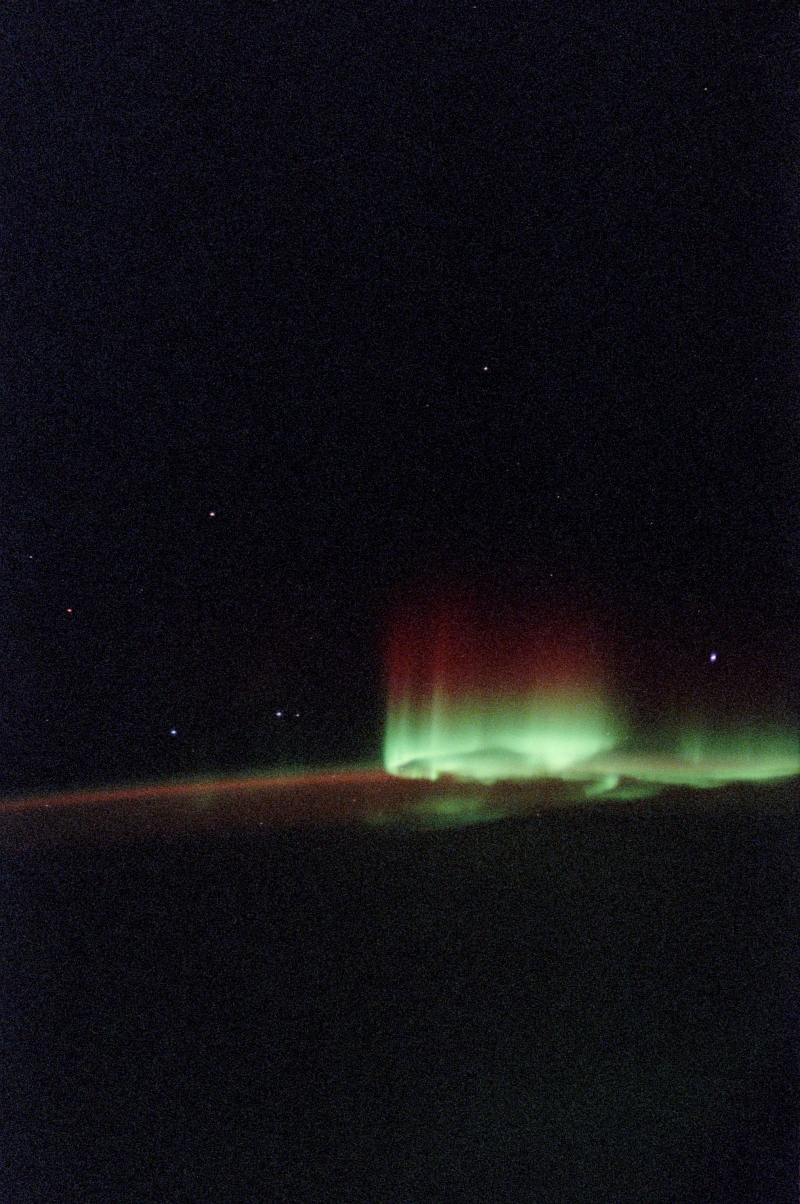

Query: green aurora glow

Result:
[382,590,799,801]
[384,691,625,783]
[383,703,800,796]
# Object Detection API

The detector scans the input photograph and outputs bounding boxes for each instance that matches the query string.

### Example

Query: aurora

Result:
[381,589,800,798]
[0,590,796,843]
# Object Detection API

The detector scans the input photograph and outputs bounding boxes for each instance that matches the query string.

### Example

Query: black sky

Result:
[2,0,797,791]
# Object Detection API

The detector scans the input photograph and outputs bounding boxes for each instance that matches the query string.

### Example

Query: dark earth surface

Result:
[1,784,798,1202]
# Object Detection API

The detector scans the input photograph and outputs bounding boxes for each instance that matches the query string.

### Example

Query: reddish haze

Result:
[385,585,613,706]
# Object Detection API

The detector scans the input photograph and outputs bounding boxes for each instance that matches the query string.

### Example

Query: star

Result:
[709,653,717,663]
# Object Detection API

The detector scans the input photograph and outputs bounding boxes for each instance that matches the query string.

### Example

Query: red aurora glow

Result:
[385,587,612,706]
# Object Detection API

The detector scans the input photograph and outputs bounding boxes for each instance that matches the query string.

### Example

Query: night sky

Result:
[3,9,800,1202]
[3,1,796,793]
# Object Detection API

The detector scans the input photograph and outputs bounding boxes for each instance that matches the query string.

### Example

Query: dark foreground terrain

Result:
[1,783,798,1202]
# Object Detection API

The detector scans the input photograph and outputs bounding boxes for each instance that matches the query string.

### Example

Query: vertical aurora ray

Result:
[382,590,627,783]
